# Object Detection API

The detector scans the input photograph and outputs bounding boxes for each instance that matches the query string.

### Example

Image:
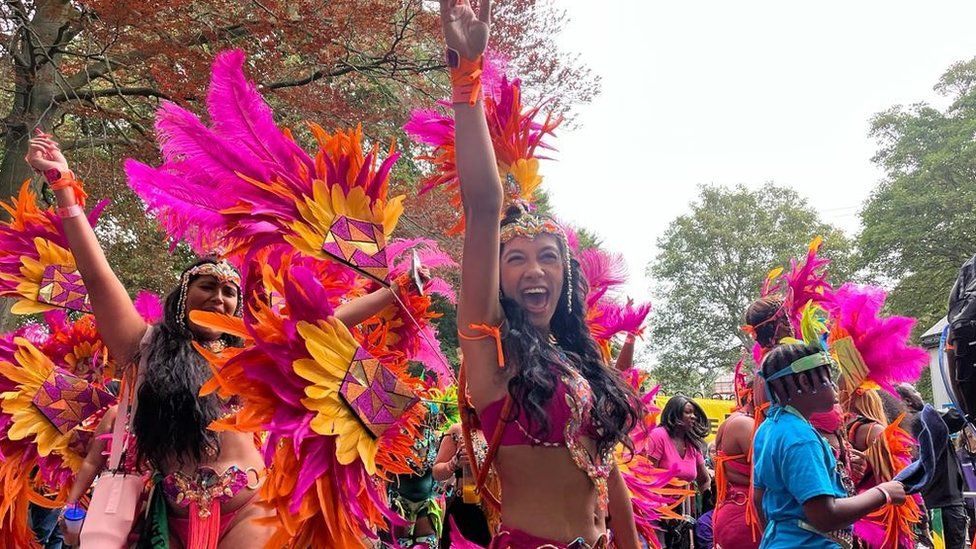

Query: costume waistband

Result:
[718,483,749,506]
[792,519,853,549]
[488,526,610,549]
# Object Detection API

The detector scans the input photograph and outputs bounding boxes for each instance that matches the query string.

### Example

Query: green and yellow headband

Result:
[762,351,833,384]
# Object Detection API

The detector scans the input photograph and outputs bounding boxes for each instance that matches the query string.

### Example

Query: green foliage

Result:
[431,295,460,371]
[916,366,934,404]
[648,183,854,394]
[574,226,604,252]
[859,57,976,334]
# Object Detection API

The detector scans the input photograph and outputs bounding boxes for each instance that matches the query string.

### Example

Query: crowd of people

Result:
[1,0,974,548]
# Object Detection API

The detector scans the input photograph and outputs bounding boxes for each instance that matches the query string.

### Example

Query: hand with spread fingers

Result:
[439,0,491,60]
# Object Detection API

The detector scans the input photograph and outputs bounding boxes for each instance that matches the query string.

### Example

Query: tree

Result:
[648,184,854,395]
[860,57,976,336]
[0,0,596,325]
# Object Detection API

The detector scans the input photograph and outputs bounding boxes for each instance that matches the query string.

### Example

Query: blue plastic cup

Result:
[63,505,85,537]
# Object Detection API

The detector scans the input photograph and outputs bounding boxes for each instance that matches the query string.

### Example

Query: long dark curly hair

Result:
[132,258,243,468]
[659,394,709,450]
[498,206,642,457]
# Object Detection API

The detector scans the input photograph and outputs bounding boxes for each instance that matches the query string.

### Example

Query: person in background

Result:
[754,343,906,548]
[646,395,710,549]
[714,394,761,549]
[897,383,970,549]
[957,427,976,542]
[433,422,493,547]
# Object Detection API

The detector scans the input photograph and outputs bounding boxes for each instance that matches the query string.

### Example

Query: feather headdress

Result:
[405,55,561,233]
[126,50,405,283]
[764,236,835,334]
[0,182,105,314]
[827,283,927,392]
[191,255,425,546]
[570,233,651,362]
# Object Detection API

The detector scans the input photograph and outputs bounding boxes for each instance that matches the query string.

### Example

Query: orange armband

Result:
[450,52,484,106]
[50,171,88,207]
[458,322,505,368]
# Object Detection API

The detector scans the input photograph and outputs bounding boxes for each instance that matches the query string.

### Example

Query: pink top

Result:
[479,366,598,446]
[647,425,704,483]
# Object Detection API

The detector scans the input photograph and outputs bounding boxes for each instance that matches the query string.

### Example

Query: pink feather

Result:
[828,283,927,390]
[134,291,164,324]
[386,238,457,303]
[125,160,229,253]
[579,248,628,307]
[155,101,269,184]
[781,238,835,331]
[206,50,314,177]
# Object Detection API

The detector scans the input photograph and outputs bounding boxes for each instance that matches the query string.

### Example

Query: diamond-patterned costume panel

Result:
[322,216,389,281]
[32,367,115,434]
[68,428,95,457]
[339,347,418,439]
[37,265,92,313]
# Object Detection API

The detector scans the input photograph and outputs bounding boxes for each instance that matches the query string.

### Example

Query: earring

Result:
[176,273,191,331]
[565,278,573,315]
[564,254,573,315]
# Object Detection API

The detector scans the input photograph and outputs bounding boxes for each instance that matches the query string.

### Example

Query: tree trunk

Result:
[0,0,79,329]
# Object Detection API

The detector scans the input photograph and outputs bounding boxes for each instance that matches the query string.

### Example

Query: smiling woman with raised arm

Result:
[439,1,642,548]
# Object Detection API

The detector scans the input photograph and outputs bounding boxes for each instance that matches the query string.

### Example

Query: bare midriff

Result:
[163,430,265,517]
[494,445,607,545]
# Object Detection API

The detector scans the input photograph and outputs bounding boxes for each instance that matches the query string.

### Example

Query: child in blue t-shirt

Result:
[753,343,907,548]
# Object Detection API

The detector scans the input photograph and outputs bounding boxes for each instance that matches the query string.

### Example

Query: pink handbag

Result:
[80,331,151,548]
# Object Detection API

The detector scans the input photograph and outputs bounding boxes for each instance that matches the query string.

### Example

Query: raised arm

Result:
[440,0,506,402]
[25,136,147,362]
[614,334,636,371]
[334,284,398,328]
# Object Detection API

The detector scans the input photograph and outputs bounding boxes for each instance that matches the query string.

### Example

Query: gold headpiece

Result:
[177,259,243,329]
[498,202,574,314]
[182,260,242,288]
[499,215,565,244]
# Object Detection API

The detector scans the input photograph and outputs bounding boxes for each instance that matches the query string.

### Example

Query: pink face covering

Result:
[809,404,844,433]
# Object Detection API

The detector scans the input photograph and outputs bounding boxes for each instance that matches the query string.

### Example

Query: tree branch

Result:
[53,86,169,104]
[60,136,133,151]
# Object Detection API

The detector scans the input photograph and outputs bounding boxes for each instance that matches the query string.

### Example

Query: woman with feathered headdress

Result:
[430,1,643,547]
[23,136,404,548]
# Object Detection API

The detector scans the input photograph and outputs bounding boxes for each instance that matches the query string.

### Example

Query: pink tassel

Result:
[187,500,220,549]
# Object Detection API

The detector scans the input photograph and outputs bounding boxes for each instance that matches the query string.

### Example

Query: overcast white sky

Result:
[546,0,976,300]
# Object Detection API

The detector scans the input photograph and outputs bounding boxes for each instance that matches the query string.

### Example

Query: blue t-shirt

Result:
[753,406,848,549]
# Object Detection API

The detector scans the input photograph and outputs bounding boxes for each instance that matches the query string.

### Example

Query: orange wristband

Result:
[451,55,484,106]
[50,172,88,207]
